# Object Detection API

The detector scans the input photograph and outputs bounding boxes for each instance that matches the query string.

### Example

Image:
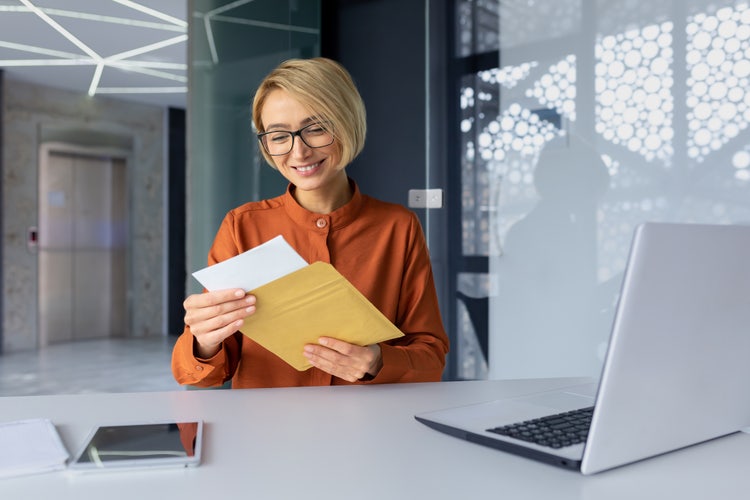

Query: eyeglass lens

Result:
[260,123,333,155]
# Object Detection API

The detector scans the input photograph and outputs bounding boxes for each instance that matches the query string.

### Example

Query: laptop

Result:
[415,222,750,474]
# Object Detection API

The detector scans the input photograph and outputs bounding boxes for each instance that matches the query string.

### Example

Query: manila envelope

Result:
[240,261,404,371]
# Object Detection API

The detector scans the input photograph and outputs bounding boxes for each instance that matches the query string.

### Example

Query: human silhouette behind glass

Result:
[491,138,611,379]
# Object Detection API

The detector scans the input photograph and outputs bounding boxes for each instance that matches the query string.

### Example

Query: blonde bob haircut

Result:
[252,57,367,170]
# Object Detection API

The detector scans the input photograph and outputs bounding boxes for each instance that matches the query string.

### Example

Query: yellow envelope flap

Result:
[239,261,404,371]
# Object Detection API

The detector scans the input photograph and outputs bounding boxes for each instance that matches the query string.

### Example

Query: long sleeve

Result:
[349,211,448,384]
[171,329,243,388]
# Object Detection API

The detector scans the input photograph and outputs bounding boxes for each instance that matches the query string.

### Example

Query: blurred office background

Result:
[1,0,749,395]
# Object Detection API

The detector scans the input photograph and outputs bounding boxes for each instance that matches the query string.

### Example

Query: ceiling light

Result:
[19,0,102,62]
[113,0,186,28]
[1,1,187,106]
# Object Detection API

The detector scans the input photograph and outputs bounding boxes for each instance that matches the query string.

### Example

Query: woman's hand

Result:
[303,337,383,382]
[183,289,256,358]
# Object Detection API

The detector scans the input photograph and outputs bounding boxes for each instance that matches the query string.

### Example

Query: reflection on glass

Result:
[457,0,750,380]
[686,6,750,162]
[456,0,500,56]
[595,22,675,163]
[456,272,491,380]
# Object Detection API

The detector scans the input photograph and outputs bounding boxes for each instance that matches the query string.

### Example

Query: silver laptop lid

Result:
[582,222,750,474]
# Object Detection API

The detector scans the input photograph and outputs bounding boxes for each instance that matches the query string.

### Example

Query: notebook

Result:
[415,222,750,474]
[0,419,69,478]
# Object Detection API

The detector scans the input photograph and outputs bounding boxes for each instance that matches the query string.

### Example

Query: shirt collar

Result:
[282,177,364,230]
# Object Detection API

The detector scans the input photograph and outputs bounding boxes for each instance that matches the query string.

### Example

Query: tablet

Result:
[68,420,203,472]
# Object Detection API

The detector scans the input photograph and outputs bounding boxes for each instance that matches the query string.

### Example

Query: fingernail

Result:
[234,289,244,298]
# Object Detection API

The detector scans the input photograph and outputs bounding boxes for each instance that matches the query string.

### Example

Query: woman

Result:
[171,57,449,388]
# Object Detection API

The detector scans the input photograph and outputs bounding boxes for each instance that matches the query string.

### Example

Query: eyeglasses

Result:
[257,122,335,156]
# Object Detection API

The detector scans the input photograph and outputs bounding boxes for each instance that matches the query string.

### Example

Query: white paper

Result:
[192,235,308,292]
[0,418,69,479]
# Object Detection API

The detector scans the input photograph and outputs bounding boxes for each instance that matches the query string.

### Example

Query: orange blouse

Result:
[171,179,449,388]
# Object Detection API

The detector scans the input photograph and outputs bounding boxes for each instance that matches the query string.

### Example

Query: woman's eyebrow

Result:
[264,122,290,131]
[264,117,318,131]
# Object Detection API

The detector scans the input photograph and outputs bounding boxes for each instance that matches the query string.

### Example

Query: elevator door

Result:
[38,149,127,345]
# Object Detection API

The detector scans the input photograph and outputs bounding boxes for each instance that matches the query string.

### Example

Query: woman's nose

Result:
[290,135,311,157]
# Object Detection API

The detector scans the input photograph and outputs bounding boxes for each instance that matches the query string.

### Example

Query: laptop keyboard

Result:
[487,406,594,449]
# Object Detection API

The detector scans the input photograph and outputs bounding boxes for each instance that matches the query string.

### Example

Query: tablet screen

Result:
[69,421,203,471]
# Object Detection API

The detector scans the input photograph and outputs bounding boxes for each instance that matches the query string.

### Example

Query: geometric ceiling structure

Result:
[0,0,186,108]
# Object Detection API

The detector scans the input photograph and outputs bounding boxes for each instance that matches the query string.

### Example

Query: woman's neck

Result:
[293,173,352,214]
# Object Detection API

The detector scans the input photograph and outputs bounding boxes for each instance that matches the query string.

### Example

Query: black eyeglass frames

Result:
[257,122,334,156]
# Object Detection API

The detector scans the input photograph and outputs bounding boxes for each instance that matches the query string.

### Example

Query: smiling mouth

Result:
[294,161,321,172]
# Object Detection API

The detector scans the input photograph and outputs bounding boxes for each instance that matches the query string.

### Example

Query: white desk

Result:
[1,378,749,500]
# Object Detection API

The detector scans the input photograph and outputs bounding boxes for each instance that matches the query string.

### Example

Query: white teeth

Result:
[296,162,319,172]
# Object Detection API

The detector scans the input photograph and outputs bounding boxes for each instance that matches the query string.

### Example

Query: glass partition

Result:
[187,0,320,292]
[454,0,750,379]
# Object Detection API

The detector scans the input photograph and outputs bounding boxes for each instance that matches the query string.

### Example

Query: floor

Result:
[0,337,184,397]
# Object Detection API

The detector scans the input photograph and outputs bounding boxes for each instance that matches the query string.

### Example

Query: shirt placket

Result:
[308,215,332,264]
[309,214,334,385]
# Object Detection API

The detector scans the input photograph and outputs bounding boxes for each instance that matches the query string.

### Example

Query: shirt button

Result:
[316,218,327,228]
[194,365,204,371]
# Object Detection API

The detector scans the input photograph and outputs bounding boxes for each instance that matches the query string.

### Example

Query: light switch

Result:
[408,189,444,209]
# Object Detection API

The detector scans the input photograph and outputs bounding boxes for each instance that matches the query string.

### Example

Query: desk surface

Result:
[1,378,749,500]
